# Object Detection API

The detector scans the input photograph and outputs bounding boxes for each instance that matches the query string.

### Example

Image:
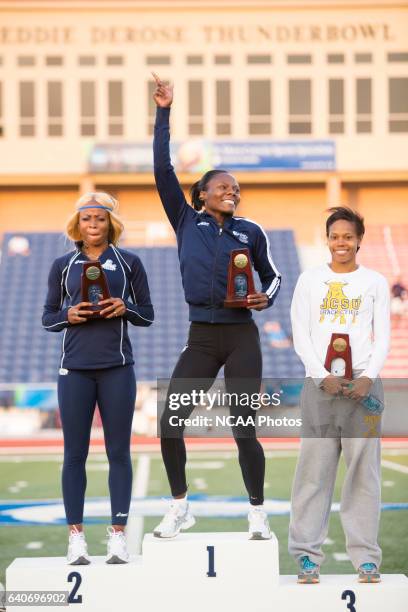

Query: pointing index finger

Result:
[151,71,162,86]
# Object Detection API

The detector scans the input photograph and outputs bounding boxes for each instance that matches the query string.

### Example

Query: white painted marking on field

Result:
[323,537,334,545]
[25,541,43,550]
[333,553,350,561]
[384,449,408,456]
[8,481,28,493]
[264,451,300,458]
[0,448,302,463]
[88,455,110,462]
[0,455,105,463]
[382,459,408,474]
[383,480,395,487]
[126,454,150,555]
[2,497,407,526]
[192,478,208,491]
[87,464,109,471]
[187,461,225,470]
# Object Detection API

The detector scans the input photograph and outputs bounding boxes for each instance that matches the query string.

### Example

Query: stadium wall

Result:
[1,180,407,245]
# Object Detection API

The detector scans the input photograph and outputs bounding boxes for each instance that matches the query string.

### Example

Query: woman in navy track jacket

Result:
[151,73,281,540]
[43,192,153,565]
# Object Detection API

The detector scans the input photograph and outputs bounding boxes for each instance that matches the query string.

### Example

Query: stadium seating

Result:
[359,225,408,378]
[0,231,303,384]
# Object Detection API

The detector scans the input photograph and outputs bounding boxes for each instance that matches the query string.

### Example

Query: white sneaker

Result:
[106,527,129,564]
[248,507,271,540]
[153,500,195,538]
[67,528,90,565]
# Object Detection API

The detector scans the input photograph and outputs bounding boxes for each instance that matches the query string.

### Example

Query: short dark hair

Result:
[189,169,230,211]
[326,206,365,238]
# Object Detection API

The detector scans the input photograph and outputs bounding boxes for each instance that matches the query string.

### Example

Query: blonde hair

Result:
[66,191,124,246]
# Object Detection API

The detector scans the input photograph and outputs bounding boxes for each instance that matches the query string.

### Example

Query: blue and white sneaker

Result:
[297,555,320,584]
[358,563,381,583]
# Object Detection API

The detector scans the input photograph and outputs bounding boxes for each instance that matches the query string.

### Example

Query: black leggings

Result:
[160,321,265,505]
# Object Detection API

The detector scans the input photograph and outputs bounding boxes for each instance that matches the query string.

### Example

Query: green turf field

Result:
[0,448,407,586]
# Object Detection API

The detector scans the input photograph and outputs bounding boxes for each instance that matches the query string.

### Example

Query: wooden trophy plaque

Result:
[324,333,352,379]
[81,261,111,318]
[224,248,256,308]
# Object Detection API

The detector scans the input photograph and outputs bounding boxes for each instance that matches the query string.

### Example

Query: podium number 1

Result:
[341,590,356,612]
[206,545,216,577]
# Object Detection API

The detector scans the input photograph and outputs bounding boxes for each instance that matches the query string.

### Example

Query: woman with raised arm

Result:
[152,73,281,539]
[42,192,154,564]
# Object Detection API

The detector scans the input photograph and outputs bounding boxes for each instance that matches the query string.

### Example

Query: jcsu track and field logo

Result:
[319,281,362,324]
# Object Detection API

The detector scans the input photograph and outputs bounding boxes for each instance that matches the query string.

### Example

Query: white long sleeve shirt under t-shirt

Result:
[290,264,390,381]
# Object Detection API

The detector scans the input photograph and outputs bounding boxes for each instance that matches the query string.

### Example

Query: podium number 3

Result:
[67,572,82,604]
[206,545,216,577]
[342,590,356,612]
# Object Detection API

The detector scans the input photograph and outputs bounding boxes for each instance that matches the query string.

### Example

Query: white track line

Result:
[1,448,408,463]
[381,459,408,474]
[126,454,150,555]
[2,438,408,455]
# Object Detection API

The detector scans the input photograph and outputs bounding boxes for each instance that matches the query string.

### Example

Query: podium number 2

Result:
[206,545,216,577]
[342,590,356,612]
[67,572,83,604]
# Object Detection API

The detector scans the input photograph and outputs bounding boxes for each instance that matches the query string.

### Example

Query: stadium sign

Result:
[0,24,395,45]
[89,140,336,173]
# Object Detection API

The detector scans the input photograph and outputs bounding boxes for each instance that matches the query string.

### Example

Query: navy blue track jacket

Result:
[154,106,281,324]
[42,244,154,369]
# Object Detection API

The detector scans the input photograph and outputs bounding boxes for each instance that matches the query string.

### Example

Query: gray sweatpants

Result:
[288,377,383,569]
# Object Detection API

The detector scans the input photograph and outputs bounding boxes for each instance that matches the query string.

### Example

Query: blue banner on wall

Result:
[89,140,336,173]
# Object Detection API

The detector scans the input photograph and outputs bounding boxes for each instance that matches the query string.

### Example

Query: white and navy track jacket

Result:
[42,244,154,369]
[154,106,281,324]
